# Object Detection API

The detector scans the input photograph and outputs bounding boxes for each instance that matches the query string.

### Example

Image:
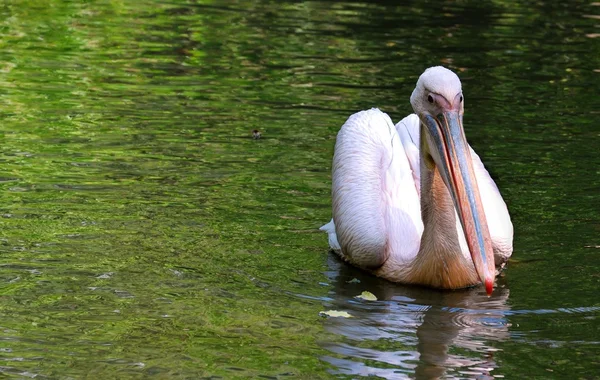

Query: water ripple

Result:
[319,254,600,378]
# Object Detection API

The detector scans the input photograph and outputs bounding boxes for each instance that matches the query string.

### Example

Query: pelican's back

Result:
[328,109,422,270]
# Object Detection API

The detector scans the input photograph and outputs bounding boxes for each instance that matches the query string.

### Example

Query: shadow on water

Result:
[320,253,510,379]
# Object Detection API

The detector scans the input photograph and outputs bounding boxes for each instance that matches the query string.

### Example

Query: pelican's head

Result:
[411,66,495,295]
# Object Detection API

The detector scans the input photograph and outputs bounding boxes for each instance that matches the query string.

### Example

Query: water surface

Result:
[0,0,598,378]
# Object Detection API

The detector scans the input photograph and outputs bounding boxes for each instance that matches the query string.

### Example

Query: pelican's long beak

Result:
[422,111,495,295]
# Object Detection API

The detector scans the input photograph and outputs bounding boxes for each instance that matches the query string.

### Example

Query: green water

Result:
[0,0,598,378]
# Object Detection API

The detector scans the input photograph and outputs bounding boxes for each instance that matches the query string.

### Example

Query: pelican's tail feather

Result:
[320,219,341,252]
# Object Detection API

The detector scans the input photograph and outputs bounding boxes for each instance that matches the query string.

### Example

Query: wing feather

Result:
[324,109,422,269]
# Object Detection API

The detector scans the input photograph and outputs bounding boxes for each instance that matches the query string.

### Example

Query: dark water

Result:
[0,0,598,378]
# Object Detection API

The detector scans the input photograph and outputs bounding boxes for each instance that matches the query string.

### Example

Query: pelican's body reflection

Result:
[321,254,510,379]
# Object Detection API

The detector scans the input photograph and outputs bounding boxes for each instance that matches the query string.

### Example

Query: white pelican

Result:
[321,66,513,295]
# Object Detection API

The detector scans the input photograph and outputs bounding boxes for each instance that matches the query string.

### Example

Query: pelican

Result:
[320,66,513,295]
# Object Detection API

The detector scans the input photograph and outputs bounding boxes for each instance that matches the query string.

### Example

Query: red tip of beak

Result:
[485,278,494,296]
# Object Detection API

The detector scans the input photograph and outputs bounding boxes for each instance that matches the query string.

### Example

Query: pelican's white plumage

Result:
[321,67,513,293]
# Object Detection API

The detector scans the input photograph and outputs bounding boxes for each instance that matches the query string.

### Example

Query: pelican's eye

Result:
[459,95,463,103]
[427,94,434,104]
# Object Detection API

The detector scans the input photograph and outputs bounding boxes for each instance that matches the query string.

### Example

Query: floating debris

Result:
[355,291,377,301]
[319,310,352,318]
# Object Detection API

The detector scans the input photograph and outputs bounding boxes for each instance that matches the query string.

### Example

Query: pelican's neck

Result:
[408,125,478,289]
[418,160,460,254]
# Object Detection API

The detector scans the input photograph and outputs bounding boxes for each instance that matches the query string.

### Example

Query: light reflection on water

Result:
[0,0,598,378]
[319,254,599,379]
